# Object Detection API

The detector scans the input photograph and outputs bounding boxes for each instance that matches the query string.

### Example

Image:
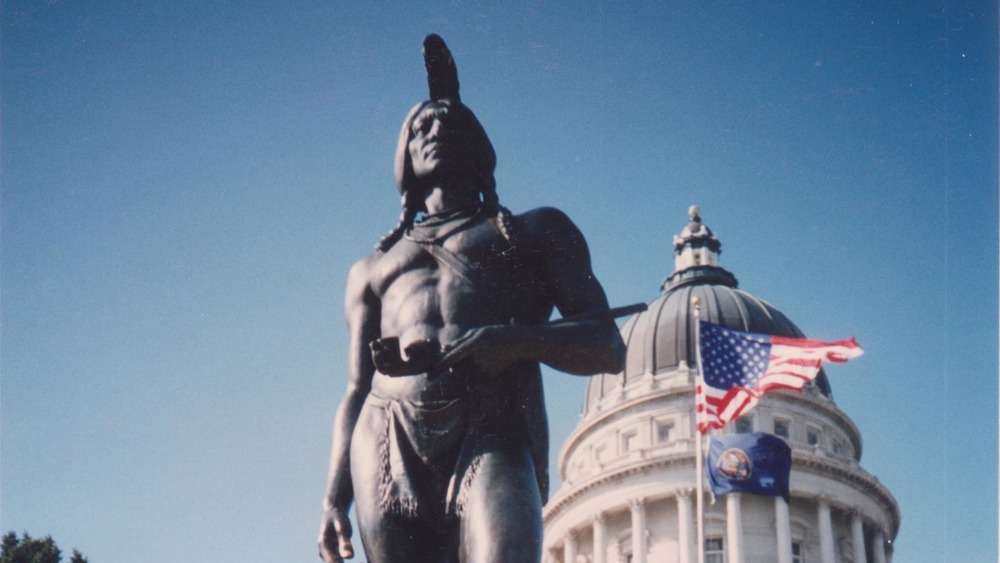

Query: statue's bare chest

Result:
[371,219,515,299]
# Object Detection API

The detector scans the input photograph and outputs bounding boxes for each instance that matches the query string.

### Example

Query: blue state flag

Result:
[706,432,791,502]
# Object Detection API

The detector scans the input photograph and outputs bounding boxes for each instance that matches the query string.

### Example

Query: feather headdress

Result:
[423,34,460,102]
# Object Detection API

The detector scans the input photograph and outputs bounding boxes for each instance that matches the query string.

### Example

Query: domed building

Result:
[542,207,899,563]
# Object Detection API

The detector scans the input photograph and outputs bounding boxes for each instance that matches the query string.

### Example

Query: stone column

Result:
[563,530,577,563]
[593,513,607,563]
[726,493,744,563]
[774,497,792,563]
[872,530,887,563]
[817,497,835,563]
[630,498,648,563]
[851,512,867,563]
[677,489,694,563]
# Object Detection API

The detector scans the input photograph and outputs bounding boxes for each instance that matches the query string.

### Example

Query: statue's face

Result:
[407,104,478,184]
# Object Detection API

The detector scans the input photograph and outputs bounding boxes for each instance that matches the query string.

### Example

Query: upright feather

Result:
[423,34,460,102]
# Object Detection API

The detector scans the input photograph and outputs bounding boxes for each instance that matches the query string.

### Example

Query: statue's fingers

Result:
[319,537,344,563]
[433,347,466,372]
[331,510,354,559]
[443,329,477,351]
[338,536,354,559]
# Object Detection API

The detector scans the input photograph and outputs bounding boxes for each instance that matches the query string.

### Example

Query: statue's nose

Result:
[427,120,445,139]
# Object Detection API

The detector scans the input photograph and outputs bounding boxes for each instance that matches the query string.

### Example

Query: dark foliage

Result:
[1,532,87,563]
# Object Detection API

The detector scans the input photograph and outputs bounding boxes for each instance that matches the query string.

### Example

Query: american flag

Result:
[696,321,863,433]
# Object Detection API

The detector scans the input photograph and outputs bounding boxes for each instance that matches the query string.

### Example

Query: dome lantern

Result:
[673,205,720,270]
[663,206,738,291]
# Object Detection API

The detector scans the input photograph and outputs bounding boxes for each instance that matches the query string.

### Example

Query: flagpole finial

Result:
[691,296,701,315]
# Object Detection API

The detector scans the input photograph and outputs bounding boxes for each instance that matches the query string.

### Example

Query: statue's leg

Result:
[458,445,542,563]
[351,403,459,562]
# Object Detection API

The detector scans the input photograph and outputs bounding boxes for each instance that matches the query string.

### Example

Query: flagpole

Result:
[692,296,705,563]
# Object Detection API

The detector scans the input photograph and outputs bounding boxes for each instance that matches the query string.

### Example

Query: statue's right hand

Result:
[318,506,354,562]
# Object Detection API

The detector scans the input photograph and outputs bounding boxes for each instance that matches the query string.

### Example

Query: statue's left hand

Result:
[318,507,354,562]
[434,325,518,376]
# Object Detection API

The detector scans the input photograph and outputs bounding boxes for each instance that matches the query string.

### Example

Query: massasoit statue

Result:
[318,35,629,563]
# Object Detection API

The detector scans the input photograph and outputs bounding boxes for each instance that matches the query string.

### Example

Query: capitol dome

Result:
[584,205,831,417]
[543,207,898,563]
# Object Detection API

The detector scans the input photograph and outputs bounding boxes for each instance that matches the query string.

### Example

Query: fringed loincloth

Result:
[363,393,483,520]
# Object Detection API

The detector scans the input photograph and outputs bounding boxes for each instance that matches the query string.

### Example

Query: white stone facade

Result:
[543,364,899,563]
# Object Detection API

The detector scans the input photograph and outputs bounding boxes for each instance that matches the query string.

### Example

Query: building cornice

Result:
[545,451,694,520]
[793,452,901,539]
[546,443,899,541]
[560,376,864,480]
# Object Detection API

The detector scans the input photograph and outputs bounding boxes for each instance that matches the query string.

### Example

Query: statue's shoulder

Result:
[514,206,587,249]
[513,206,578,237]
[349,252,380,278]
[346,253,381,301]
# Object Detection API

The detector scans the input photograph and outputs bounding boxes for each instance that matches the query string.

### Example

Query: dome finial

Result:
[666,205,737,291]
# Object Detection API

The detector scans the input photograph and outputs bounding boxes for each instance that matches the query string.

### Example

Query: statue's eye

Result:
[413,118,434,135]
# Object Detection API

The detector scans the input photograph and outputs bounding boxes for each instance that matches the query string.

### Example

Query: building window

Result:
[791,541,803,563]
[735,416,753,434]
[832,438,844,456]
[618,537,633,563]
[774,419,790,439]
[622,431,638,453]
[655,420,673,443]
[705,537,724,563]
[807,427,820,446]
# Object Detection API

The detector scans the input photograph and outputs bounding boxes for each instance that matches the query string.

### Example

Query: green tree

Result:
[1,532,87,563]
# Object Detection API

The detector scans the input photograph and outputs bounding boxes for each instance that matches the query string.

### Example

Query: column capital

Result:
[593,511,606,525]
[849,509,864,524]
[676,487,694,499]
[629,497,646,511]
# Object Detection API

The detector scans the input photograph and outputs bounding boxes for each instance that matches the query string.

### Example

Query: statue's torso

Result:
[368,213,550,401]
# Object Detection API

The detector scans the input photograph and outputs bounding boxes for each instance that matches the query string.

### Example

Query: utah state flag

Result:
[706,432,791,502]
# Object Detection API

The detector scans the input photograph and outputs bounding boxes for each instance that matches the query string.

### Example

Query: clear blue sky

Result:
[2,2,995,561]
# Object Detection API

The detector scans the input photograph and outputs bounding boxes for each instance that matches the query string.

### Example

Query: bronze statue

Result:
[318,34,627,563]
